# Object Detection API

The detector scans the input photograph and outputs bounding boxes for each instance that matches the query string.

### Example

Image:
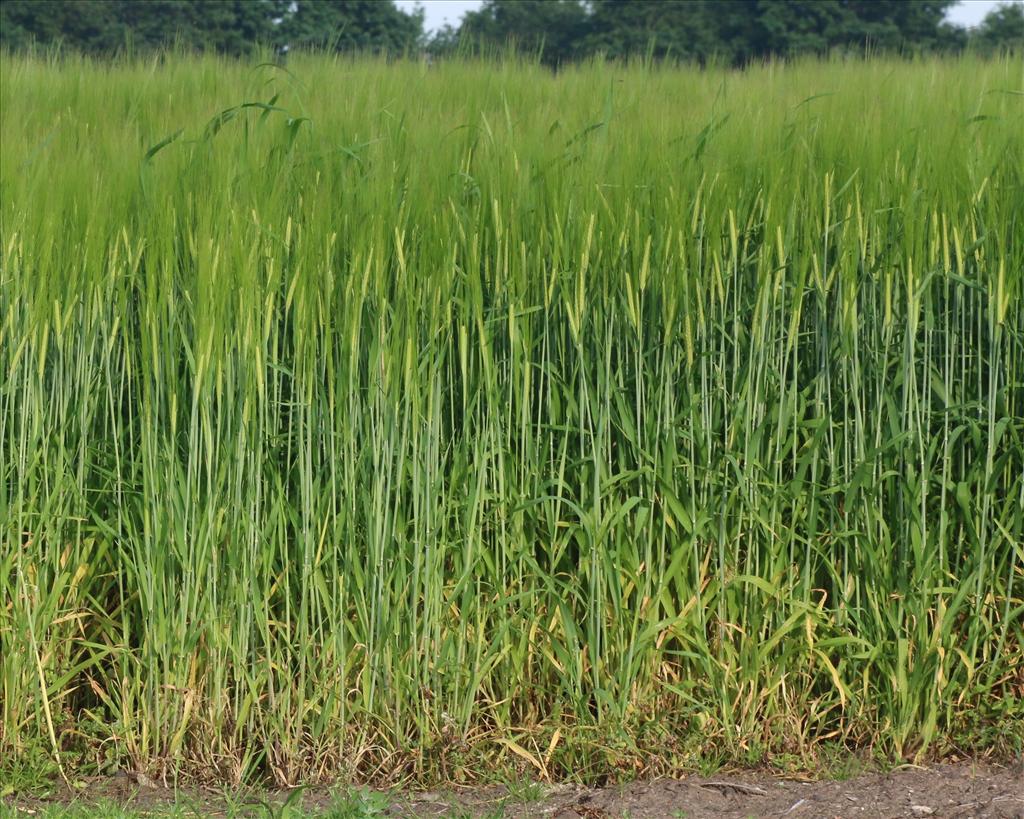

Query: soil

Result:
[5,762,1023,818]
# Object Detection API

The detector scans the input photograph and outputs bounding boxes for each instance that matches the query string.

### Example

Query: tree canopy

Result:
[447,0,975,65]
[1,0,1021,63]
[280,0,422,53]
[0,0,421,56]
[972,1,1024,52]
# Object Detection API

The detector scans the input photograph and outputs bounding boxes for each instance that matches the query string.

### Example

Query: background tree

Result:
[703,0,964,63]
[835,0,965,52]
[437,0,965,66]
[280,0,423,54]
[0,0,994,62]
[971,1,1024,53]
[456,0,589,65]
[116,0,282,55]
[0,0,126,54]
[582,0,715,61]
[0,0,422,56]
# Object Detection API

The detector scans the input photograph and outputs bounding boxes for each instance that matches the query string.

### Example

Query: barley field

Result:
[1,52,1022,787]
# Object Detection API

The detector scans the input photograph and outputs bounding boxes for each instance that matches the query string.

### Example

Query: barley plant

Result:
[1,51,1022,786]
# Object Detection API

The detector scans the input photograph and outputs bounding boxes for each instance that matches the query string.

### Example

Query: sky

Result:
[396,0,481,32]
[395,0,1009,34]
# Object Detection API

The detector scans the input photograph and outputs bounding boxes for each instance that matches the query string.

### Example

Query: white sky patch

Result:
[397,0,482,33]
[947,0,1011,27]
[397,0,1011,34]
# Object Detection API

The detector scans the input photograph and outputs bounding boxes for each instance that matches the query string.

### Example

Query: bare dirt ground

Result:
[6,762,1023,818]
[471,763,1024,819]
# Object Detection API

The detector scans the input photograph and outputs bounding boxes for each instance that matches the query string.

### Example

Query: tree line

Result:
[2,0,1022,63]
